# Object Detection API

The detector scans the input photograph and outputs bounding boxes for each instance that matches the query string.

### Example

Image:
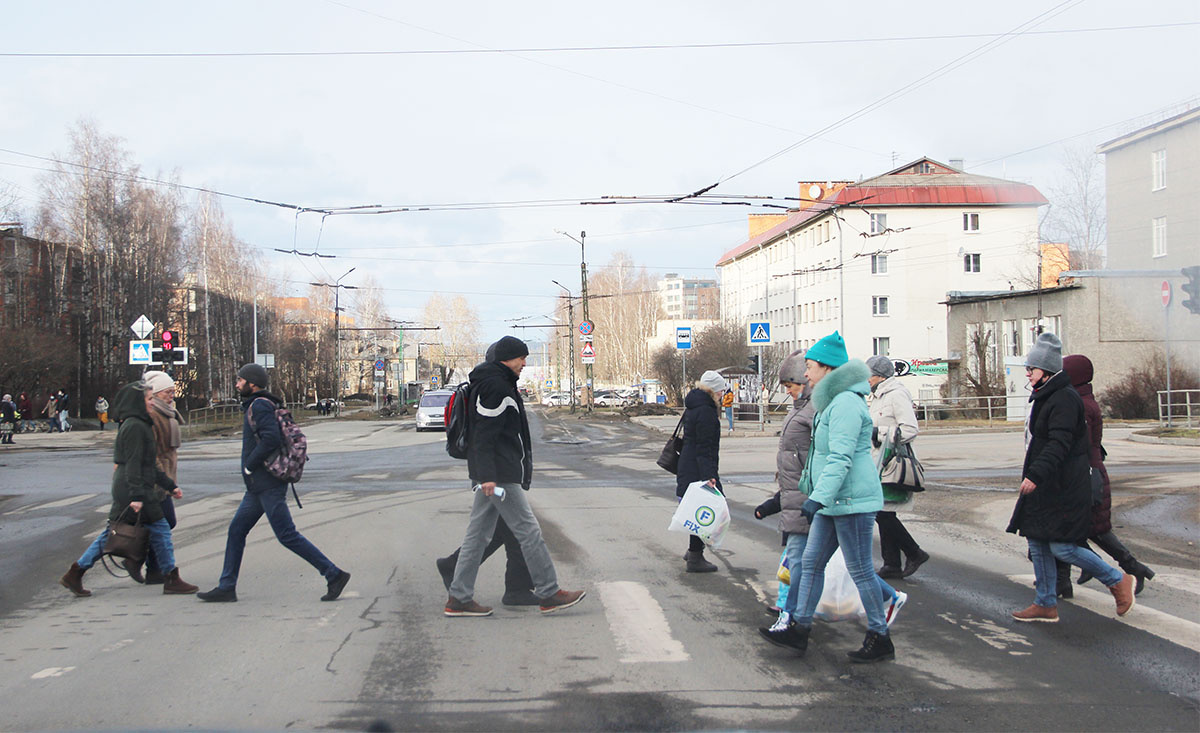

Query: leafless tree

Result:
[420,294,482,384]
[578,251,662,386]
[1042,144,1106,270]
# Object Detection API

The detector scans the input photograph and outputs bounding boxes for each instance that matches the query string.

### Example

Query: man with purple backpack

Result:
[197,363,350,603]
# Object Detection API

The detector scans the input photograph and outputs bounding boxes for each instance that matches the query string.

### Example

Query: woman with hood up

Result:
[676,370,727,573]
[758,332,904,663]
[59,379,198,597]
[1061,354,1155,594]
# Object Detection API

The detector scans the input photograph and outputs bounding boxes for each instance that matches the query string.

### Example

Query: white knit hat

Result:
[142,370,175,394]
[699,370,728,394]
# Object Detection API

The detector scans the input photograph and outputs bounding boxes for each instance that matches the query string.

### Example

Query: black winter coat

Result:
[1007,371,1092,542]
[242,390,286,492]
[676,388,721,497]
[109,382,176,523]
[466,361,533,490]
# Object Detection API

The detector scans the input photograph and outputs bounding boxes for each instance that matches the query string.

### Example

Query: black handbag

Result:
[655,414,685,474]
[1089,466,1104,506]
[103,506,149,563]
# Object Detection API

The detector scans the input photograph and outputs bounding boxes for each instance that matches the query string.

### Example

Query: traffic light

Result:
[160,330,177,361]
[1183,266,1200,315]
[747,354,760,373]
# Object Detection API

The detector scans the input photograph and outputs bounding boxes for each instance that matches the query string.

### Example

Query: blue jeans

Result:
[216,484,339,591]
[77,518,176,573]
[789,512,890,635]
[725,406,734,431]
[1027,538,1122,607]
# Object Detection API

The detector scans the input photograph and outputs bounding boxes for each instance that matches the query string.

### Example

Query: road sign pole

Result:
[681,352,686,398]
[758,344,764,429]
[1164,288,1173,427]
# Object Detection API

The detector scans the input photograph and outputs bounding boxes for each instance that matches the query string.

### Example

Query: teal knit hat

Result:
[805,331,848,368]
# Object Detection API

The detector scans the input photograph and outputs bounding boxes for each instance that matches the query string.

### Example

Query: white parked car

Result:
[541,392,571,406]
[415,389,453,431]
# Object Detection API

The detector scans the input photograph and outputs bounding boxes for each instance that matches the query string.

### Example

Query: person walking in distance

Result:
[56,389,71,432]
[0,394,17,444]
[42,392,59,432]
[676,370,727,573]
[722,388,735,434]
[1062,354,1155,595]
[197,363,350,603]
[95,395,110,431]
[17,392,33,433]
[445,336,585,617]
[865,355,930,580]
[59,379,198,597]
[123,372,182,585]
[1007,334,1135,622]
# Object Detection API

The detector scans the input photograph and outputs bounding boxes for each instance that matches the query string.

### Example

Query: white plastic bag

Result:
[668,481,731,548]
[813,548,866,621]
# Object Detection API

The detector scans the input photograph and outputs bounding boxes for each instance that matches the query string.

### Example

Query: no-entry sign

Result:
[1162,280,1172,308]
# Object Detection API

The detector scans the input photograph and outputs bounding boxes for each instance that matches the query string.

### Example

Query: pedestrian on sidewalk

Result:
[1062,354,1155,595]
[722,388,735,434]
[95,395,109,430]
[758,331,902,664]
[42,392,59,432]
[1007,333,1136,623]
[444,336,585,617]
[754,351,814,614]
[59,379,198,597]
[123,372,182,585]
[56,389,71,432]
[17,392,33,433]
[865,355,930,580]
[197,363,351,604]
[0,394,16,444]
[676,370,727,573]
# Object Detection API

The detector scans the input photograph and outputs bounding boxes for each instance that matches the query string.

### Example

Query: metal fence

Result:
[185,401,310,431]
[1157,389,1199,428]
[916,395,1012,427]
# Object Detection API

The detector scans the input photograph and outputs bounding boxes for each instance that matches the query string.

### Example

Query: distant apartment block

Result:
[657,273,719,320]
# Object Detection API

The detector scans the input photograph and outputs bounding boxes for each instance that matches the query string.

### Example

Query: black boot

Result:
[123,558,146,584]
[684,549,717,573]
[1120,558,1155,596]
[758,618,809,654]
[847,630,895,664]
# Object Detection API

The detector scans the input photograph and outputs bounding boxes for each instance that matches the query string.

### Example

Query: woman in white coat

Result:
[865,356,930,579]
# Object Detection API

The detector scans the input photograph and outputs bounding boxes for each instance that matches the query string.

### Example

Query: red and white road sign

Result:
[581,342,596,364]
[1162,280,1172,308]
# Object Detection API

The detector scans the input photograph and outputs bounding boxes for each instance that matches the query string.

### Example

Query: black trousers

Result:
[876,510,921,567]
[445,516,533,592]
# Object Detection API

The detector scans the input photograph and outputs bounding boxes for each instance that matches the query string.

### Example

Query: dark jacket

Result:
[16,395,32,418]
[242,390,286,492]
[776,395,815,534]
[1006,370,1092,542]
[57,392,70,413]
[109,382,176,523]
[466,361,533,490]
[676,387,721,497]
[1064,355,1110,536]
[0,400,15,423]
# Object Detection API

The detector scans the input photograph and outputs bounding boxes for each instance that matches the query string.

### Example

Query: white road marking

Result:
[938,612,1032,655]
[597,581,689,663]
[31,667,75,679]
[352,473,390,480]
[101,639,135,653]
[4,493,99,515]
[1007,574,1200,653]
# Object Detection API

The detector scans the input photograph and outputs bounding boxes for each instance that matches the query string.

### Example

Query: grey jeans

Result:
[449,483,558,602]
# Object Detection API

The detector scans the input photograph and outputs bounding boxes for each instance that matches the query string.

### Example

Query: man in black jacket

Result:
[444,336,585,617]
[197,363,350,603]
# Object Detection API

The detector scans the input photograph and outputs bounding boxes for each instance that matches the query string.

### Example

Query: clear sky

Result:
[2,1,1197,342]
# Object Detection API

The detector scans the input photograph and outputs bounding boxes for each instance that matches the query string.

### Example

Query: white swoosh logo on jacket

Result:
[476,395,519,418]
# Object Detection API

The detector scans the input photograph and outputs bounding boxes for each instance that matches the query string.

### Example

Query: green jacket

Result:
[108,382,176,524]
[807,360,884,516]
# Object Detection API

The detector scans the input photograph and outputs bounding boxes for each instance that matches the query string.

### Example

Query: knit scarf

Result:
[149,398,182,448]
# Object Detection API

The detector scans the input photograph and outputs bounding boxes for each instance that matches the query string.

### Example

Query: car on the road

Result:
[542,392,571,407]
[415,389,453,431]
[594,391,626,407]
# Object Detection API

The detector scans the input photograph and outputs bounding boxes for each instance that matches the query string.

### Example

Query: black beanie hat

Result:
[238,362,269,389]
[490,336,529,363]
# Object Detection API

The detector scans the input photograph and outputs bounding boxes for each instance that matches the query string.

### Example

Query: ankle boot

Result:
[60,562,91,597]
[123,558,146,584]
[847,630,895,663]
[1120,558,1155,595]
[684,549,717,573]
[163,568,198,595]
[144,566,165,585]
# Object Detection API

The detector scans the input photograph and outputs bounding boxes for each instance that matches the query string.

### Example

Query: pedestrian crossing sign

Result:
[748,322,772,344]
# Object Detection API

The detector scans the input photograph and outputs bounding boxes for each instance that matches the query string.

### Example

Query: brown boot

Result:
[123,558,146,584]
[60,563,91,597]
[1109,573,1135,616]
[162,568,198,595]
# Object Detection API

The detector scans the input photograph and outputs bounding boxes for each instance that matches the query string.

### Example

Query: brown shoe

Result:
[1110,573,1136,616]
[162,568,199,595]
[59,562,91,597]
[1011,603,1058,623]
[539,589,586,614]
[444,596,493,617]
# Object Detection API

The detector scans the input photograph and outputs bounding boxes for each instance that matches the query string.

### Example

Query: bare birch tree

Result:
[420,294,482,383]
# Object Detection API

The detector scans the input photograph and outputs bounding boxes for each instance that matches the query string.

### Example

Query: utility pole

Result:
[557,230,592,412]
[311,267,356,416]
[552,280,576,413]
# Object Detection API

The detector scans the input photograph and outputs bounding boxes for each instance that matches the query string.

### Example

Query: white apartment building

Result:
[657,273,719,320]
[716,158,1047,364]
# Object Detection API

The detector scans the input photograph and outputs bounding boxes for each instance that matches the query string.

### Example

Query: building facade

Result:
[716,158,1047,365]
[657,273,719,320]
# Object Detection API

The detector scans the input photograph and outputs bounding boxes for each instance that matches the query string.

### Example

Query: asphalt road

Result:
[0,411,1197,731]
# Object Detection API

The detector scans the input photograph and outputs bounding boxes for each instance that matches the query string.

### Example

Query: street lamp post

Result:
[552,280,577,414]
[311,267,356,416]
[556,229,591,412]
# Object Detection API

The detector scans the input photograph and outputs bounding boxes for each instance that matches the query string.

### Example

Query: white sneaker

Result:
[884,591,907,628]
[768,611,791,632]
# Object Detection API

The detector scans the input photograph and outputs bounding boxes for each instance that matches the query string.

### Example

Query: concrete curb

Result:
[1128,433,1200,447]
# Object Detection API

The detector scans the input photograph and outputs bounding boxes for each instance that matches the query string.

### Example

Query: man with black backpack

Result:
[197,363,350,603]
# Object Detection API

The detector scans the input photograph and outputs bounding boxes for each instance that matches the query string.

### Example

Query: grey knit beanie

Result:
[238,362,270,389]
[778,350,808,385]
[1024,332,1063,373]
[865,355,895,379]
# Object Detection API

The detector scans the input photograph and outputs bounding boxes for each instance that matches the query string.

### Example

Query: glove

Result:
[871,426,881,448]
[800,498,824,522]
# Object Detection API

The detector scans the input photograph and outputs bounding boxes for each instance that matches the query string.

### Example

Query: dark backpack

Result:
[247,398,309,506]
[444,381,471,459]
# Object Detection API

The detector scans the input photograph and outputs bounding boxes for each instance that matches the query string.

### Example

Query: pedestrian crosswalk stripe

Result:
[598,581,689,663]
[1007,574,1200,653]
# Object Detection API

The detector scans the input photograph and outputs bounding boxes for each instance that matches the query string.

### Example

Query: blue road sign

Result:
[374,359,385,371]
[129,340,152,365]
[749,322,772,344]
[676,326,692,350]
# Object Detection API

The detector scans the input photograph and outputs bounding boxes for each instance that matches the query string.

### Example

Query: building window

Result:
[873,337,890,357]
[871,254,888,274]
[872,296,889,316]
[1003,319,1019,357]
[870,213,887,235]
[963,212,980,232]
[1152,217,1167,257]
[964,253,981,273]
[1152,149,1166,191]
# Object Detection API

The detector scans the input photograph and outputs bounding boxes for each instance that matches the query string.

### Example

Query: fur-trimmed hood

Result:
[812,359,871,413]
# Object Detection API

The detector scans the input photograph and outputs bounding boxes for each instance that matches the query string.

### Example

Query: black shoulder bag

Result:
[656,414,685,474]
